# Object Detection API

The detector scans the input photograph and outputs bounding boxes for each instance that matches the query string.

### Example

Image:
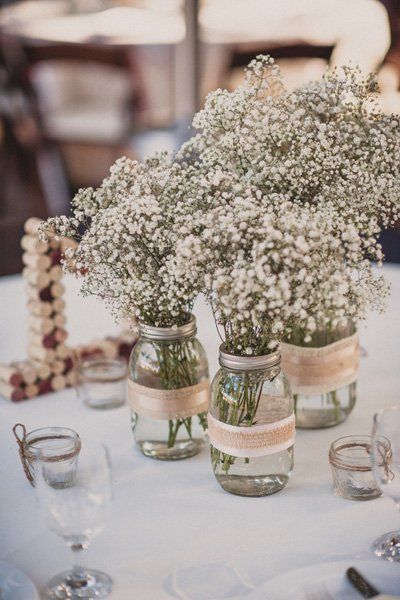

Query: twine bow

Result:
[375,439,394,482]
[13,423,35,486]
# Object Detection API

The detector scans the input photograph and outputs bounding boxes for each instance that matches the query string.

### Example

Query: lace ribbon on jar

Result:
[127,380,210,420]
[207,412,295,458]
[281,332,359,395]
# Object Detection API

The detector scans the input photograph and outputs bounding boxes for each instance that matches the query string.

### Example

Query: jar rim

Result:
[138,314,196,341]
[219,344,281,371]
[25,427,81,458]
[329,434,389,471]
[330,435,372,463]
[79,356,127,381]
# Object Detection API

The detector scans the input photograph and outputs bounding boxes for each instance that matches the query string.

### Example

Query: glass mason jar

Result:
[128,315,209,460]
[282,323,358,430]
[208,346,295,497]
[329,435,382,501]
[13,424,81,488]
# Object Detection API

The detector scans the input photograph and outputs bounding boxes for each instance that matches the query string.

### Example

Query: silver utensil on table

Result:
[346,567,399,599]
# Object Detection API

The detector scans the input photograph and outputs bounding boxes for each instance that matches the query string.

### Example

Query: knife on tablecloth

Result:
[346,567,399,599]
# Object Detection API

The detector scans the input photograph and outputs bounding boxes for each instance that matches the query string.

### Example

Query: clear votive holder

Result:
[329,435,382,501]
[24,426,81,488]
[78,357,127,409]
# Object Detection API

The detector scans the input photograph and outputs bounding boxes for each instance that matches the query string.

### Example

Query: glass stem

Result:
[68,545,89,588]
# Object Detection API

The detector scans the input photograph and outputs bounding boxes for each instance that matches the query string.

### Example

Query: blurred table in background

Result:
[0,1,185,45]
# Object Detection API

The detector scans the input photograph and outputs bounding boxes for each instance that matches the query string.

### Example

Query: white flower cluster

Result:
[180,56,400,245]
[39,57,396,351]
[39,154,215,327]
[173,191,389,354]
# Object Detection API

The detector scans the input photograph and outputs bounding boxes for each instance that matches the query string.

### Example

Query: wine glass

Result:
[371,406,400,561]
[35,441,113,598]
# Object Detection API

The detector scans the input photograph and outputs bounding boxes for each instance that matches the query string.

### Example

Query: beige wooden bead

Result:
[51,360,66,375]
[52,299,66,313]
[26,285,46,301]
[24,217,43,236]
[22,252,51,271]
[21,234,48,254]
[28,331,53,349]
[0,381,25,401]
[50,282,65,298]
[28,345,56,363]
[30,361,52,379]
[25,384,39,398]
[53,313,66,328]
[23,268,51,288]
[27,300,54,317]
[11,361,37,384]
[54,345,71,360]
[49,265,63,282]
[27,283,64,302]
[28,315,54,335]
[0,363,24,387]
[51,375,66,391]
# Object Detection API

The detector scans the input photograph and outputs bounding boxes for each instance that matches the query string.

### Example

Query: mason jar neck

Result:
[138,314,197,341]
[219,344,281,372]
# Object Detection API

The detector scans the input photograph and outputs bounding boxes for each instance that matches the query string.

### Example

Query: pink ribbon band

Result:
[127,379,210,420]
[207,412,295,458]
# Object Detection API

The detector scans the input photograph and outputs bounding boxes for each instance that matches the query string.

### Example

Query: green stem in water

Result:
[330,389,341,422]
[151,339,207,449]
[211,369,267,474]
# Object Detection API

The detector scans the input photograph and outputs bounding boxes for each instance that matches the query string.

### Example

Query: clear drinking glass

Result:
[78,357,127,409]
[209,347,294,497]
[35,442,113,598]
[371,406,400,562]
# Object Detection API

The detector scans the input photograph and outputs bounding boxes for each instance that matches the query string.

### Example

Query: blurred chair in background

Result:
[23,43,141,189]
[200,0,392,94]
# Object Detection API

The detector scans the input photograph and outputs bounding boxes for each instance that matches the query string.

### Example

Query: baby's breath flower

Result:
[38,56,396,349]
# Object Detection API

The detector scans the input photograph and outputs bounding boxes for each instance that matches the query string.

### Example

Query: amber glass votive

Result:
[78,357,127,409]
[329,435,382,500]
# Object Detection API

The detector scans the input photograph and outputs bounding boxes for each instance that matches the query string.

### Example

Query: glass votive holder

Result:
[78,357,127,410]
[329,435,382,501]
[23,426,81,488]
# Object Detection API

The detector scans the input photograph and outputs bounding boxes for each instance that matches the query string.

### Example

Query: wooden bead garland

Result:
[0,218,137,402]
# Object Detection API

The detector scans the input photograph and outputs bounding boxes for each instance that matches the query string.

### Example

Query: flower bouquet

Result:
[39,154,210,460]
[173,185,383,494]
[180,56,398,428]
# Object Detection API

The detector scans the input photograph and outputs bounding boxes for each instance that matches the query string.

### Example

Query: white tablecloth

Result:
[0,267,399,599]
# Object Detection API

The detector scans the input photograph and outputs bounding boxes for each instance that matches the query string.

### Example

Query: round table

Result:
[0,267,399,598]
